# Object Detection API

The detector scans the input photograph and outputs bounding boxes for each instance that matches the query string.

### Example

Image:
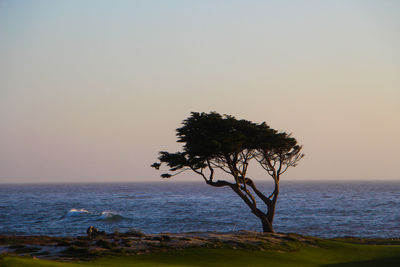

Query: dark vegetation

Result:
[152,112,303,232]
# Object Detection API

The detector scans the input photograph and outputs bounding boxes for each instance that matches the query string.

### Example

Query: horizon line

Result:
[0,179,398,185]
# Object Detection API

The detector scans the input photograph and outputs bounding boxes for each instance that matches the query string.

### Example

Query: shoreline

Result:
[1,230,400,262]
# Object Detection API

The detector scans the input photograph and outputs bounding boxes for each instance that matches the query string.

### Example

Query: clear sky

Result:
[1,0,399,183]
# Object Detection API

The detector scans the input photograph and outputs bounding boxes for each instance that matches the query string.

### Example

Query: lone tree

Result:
[151,112,303,233]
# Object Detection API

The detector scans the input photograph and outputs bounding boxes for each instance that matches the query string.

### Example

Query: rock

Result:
[87,226,105,239]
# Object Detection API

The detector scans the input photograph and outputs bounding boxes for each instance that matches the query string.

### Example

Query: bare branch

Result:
[190,167,208,183]
[244,177,272,206]
[240,185,257,207]
[209,162,232,175]
[279,164,290,175]
[267,191,275,199]
[230,185,257,212]
[169,168,191,177]
[255,157,276,178]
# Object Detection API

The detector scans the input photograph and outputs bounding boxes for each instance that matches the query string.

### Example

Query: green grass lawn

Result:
[1,240,400,267]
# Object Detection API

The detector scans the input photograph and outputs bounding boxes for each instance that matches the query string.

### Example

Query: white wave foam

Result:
[98,211,123,221]
[67,208,90,216]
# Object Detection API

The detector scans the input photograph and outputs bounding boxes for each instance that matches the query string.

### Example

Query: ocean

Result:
[0,181,399,238]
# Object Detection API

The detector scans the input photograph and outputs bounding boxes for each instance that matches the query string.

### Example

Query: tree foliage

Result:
[152,112,304,232]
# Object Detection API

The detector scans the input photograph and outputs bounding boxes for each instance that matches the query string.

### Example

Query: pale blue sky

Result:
[1,0,399,183]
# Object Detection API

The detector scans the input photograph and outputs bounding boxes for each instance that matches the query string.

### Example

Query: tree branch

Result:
[190,167,208,183]
[210,162,232,175]
[230,185,258,213]
[243,177,272,206]
[169,168,191,177]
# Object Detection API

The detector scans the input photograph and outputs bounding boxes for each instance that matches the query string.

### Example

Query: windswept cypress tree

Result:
[152,112,303,232]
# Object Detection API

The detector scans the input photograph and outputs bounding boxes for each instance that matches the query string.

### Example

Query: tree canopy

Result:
[152,112,303,232]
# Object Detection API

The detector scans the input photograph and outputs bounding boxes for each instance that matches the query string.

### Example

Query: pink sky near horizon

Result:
[0,0,399,183]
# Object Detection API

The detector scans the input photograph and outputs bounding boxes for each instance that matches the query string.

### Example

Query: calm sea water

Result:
[0,181,399,238]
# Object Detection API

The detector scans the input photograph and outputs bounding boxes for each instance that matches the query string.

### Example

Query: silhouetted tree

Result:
[151,112,303,233]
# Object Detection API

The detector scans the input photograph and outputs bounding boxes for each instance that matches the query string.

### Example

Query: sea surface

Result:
[0,181,399,238]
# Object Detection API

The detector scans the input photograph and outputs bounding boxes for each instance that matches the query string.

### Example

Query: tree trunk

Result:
[261,215,274,233]
[267,183,279,225]
[229,178,279,233]
[262,182,279,233]
[253,208,275,233]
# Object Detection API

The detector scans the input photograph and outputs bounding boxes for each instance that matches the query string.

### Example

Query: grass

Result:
[1,239,400,267]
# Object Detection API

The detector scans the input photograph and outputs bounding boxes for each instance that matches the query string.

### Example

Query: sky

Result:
[0,0,399,183]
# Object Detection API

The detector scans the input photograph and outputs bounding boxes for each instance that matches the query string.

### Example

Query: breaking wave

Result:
[66,208,90,216]
[98,211,125,221]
